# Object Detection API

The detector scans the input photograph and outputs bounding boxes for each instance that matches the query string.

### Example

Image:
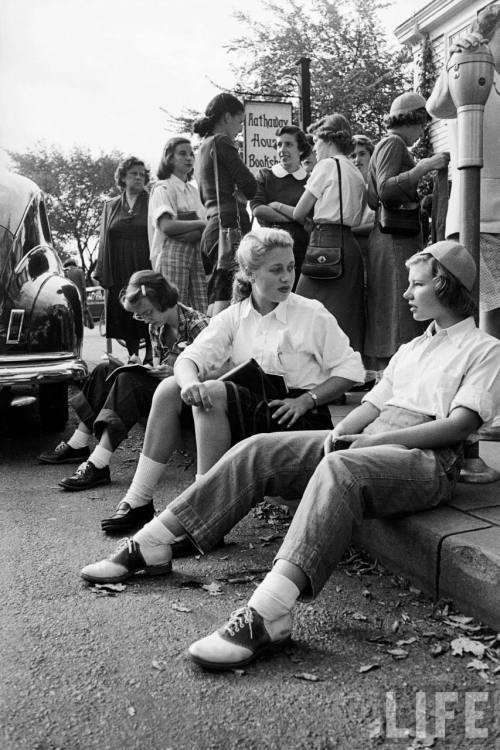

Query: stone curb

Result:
[354,442,500,629]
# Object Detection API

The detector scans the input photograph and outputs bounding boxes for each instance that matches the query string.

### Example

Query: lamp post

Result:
[447,44,500,483]
[295,57,311,131]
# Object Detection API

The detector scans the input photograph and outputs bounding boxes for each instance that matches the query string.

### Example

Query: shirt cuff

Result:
[152,203,174,225]
[450,387,495,425]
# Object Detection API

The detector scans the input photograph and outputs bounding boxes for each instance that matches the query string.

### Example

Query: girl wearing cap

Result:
[364,92,450,372]
[81,240,500,677]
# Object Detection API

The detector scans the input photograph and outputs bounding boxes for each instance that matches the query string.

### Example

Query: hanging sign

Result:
[244,100,293,174]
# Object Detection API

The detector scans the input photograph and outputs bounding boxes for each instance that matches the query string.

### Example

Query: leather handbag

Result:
[219,358,288,401]
[378,202,421,237]
[212,139,242,270]
[301,157,344,279]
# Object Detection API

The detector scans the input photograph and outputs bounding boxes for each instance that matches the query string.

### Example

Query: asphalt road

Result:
[1,329,499,749]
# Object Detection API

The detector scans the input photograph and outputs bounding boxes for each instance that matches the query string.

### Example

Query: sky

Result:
[0,0,431,171]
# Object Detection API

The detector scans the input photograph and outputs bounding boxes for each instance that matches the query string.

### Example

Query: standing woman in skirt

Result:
[149,137,208,313]
[193,93,257,315]
[294,115,366,353]
[94,156,153,363]
[364,92,450,371]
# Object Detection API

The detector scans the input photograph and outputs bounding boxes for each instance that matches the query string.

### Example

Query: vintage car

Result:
[0,171,88,430]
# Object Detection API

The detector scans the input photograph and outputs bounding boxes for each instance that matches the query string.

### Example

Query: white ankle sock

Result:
[67,428,91,450]
[248,571,300,622]
[88,445,112,469]
[123,454,166,508]
[133,517,183,565]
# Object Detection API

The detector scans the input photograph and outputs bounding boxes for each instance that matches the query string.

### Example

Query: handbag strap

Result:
[211,135,241,231]
[331,156,344,245]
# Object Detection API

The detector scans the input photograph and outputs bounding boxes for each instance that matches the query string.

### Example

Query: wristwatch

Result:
[307,391,319,408]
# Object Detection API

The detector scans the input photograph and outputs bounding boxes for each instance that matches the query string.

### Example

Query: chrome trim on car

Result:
[0,358,88,386]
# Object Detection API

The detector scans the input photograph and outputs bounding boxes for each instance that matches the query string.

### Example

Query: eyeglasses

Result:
[132,309,155,321]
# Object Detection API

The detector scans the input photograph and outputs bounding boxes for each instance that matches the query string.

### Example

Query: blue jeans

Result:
[167,407,460,599]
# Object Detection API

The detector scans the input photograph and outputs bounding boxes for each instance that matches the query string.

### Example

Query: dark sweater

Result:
[196,134,257,225]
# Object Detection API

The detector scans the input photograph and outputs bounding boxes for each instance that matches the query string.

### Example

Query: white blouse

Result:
[307,155,365,227]
[364,317,500,428]
[148,175,205,266]
[174,293,364,391]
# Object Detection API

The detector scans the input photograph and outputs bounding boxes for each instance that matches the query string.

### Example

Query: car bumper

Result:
[0,354,88,387]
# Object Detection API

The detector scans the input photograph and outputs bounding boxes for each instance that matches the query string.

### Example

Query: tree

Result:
[8,143,123,280]
[227,0,412,140]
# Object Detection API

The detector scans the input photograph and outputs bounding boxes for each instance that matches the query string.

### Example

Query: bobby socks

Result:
[67,428,91,450]
[88,445,113,469]
[248,571,300,622]
[133,517,186,566]
[122,453,166,508]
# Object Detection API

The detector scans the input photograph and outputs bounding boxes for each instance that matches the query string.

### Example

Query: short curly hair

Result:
[314,113,354,156]
[275,125,311,158]
[352,134,375,156]
[114,156,150,190]
[384,108,429,130]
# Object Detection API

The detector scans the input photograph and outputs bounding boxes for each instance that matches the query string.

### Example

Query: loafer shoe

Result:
[59,460,111,491]
[38,441,90,465]
[101,500,155,532]
[188,606,291,671]
[80,538,172,583]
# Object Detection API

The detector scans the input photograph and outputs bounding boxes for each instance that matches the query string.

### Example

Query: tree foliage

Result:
[227,0,412,140]
[8,143,122,279]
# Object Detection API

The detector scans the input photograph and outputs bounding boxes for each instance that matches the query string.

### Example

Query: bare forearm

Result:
[334,402,380,435]
[174,358,201,388]
[366,418,475,450]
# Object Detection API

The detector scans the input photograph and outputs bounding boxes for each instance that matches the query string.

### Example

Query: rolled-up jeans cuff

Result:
[69,391,95,431]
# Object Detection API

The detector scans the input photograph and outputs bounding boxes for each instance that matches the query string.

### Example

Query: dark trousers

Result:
[70,362,158,450]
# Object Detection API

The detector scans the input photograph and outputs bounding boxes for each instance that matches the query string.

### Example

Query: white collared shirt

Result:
[307,155,365,227]
[364,317,500,427]
[174,293,364,390]
[271,163,308,180]
[148,176,205,265]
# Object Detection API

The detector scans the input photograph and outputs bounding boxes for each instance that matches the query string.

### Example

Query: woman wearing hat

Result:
[364,92,450,371]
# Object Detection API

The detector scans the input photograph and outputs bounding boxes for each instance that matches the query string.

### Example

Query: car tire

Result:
[38,382,69,432]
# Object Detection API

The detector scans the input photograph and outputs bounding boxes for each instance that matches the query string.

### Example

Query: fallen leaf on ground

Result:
[202,582,224,596]
[451,637,486,658]
[151,660,165,671]
[397,637,417,646]
[259,533,282,542]
[232,669,246,676]
[94,582,126,592]
[352,612,368,621]
[359,663,381,673]
[127,706,136,717]
[171,603,192,613]
[391,619,400,633]
[293,672,322,682]
[387,648,409,660]
[467,659,489,672]
[429,642,449,657]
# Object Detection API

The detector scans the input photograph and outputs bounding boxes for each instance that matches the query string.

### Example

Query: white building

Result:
[394,0,496,154]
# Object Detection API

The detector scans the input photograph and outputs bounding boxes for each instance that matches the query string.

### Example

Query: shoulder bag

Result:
[301,157,344,279]
[212,136,242,270]
[377,135,421,237]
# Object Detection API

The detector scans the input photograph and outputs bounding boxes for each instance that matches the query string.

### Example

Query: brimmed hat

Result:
[419,240,476,291]
[390,92,428,116]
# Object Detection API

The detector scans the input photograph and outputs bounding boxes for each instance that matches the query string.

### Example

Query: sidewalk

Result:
[81,332,500,631]
[331,395,500,631]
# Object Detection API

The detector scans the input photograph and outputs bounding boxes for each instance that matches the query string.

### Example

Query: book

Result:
[218,358,288,400]
[105,363,152,385]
